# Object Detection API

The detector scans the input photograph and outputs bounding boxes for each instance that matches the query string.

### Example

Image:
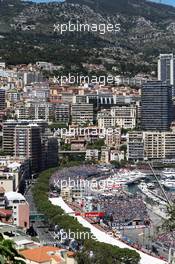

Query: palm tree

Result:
[0,234,26,264]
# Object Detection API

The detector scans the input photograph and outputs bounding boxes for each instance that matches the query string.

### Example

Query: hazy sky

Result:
[160,0,175,6]
[150,0,175,6]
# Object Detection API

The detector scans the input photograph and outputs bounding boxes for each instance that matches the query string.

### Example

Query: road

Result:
[25,187,56,245]
[123,208,169,260]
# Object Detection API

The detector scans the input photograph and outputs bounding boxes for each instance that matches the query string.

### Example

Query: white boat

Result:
[162,168,175,178]
[161,179,175,190]
[113,169,146,185]
[138,182,167,205]
[90,176,128,193]
[147,183,155,189]
[106,176,128,189]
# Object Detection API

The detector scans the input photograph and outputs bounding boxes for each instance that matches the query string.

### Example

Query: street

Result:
[25,187,56,245]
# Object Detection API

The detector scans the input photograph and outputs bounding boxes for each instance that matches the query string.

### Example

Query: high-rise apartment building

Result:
[41,136,58,169]
[3,120,47,155]
[0,89,5,110]
[158,53,175,96]
[14,124,42,172]
[3,120,22,155]
[158,54,175,86]
[127,132,144,161]
[141,81,172,131]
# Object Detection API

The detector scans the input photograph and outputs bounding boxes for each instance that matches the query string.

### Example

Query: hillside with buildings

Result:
[0,0,175,75]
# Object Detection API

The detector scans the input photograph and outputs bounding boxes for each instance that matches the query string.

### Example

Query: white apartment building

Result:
[0,62,5,69]
[98,105,136,129]
[15,107,29,119]
[0,156,30,192]
[111,105,137,129]
[16,102,51,120]
[97,109,115,128]
[127,131,175,160]
[110,150,125,162]
[105,127,121,148]
[158,54,175,86]
[0,173,15,193]
[144,132,175,160]
[101,147,110,163]
[85,149,99,161]
[4,192,29,229]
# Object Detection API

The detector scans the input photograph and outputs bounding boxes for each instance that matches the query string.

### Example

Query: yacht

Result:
[124,170,146,184]
[161,179,175,191]
[138,182,166,205]
[103,169,147,191]
[106,176,128,189]
[147,183,155,190]
[162,168,175,178]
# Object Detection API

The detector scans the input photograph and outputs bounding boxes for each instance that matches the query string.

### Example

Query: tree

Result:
[77,240,140,264]
[159,203,175,251]
[87,139,105,150]
[162,204,175,237]
[32,168,140,264]
[110,160,121,168]
[0,234,26,264]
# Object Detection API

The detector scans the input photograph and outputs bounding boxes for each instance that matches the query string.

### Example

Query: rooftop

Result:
[5,192,26,202]
[20,246,64,263]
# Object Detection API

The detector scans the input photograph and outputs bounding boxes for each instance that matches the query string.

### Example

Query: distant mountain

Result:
[66,0,175,18]
[0,0,175,75]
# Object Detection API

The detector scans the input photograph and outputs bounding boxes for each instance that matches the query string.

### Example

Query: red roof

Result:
[0,209,12,217]
[20,246,64,263]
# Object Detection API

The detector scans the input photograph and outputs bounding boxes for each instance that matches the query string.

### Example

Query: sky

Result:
[152,0,175,6]
[163,0,175,6]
